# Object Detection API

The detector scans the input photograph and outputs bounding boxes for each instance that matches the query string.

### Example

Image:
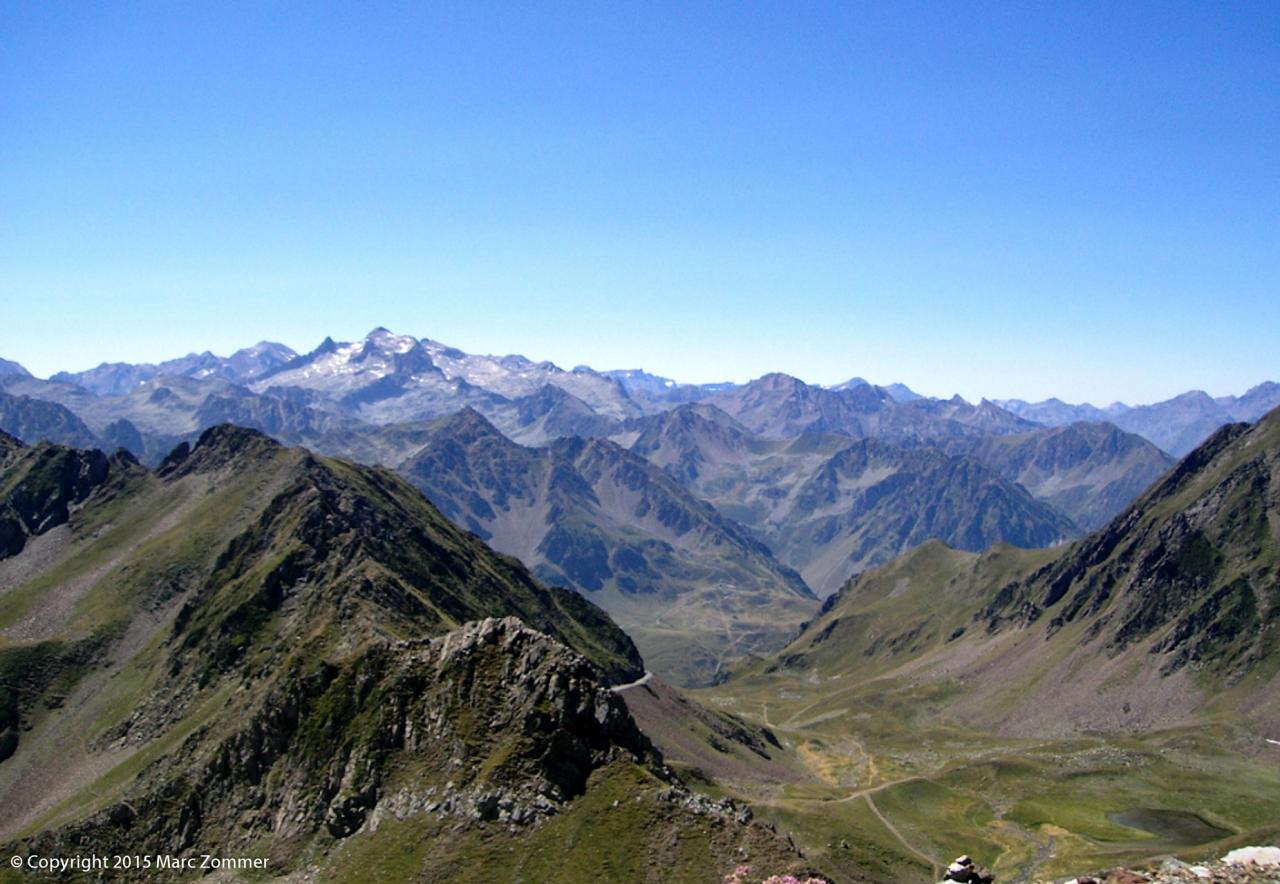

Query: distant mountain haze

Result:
[999,382,1280,456]
[50,342,298,396]
[4,326,1269,456]
[620,404,1077,596]
[0,327,1272,685]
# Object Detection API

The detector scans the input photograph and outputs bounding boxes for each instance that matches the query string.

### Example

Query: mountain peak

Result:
[0,358,31,378]
[196,422,280,452]
[751,372,808,392]
[883,382,923,402]
[362,327,419,354]
[159,423,283,476]
[312,336,341,356]
[433,406,506,440]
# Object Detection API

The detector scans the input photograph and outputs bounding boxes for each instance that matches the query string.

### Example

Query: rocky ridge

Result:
[19,618,657,857]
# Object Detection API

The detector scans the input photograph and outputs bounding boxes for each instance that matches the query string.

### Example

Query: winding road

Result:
[610,670,654,693]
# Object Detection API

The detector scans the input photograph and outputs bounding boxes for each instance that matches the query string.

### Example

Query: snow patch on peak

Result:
[365,328,419,354]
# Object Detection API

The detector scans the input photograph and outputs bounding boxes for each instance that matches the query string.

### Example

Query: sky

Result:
[2,1,1277,405]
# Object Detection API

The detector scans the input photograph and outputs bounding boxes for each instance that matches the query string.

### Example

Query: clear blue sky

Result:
[2,1,1277,404]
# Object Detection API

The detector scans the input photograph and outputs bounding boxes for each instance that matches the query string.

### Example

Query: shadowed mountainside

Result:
[623,404,1078,597]
[399,409,818,685]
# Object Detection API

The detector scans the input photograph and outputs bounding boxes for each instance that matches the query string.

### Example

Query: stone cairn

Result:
[943,855,995,884]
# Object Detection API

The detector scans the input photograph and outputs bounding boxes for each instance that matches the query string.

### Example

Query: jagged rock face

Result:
[0,429,711,876]
[0,426,641,783]
[27,619,655,855]
[0,441,120,559]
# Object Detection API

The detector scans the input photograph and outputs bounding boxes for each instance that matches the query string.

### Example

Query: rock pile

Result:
[1065,846,1280,884]
[944,855,995,884]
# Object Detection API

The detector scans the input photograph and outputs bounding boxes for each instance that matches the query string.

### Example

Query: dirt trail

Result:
[759,710,941,875]
[833,774,917,803]
[864,792,940,879]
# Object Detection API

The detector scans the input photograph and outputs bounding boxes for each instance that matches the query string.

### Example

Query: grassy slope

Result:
[317,763,817,884]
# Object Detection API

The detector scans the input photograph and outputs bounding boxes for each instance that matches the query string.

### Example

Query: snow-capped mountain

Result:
[421,339,642,419]
[829,376,922,402]
[249,328,644,423]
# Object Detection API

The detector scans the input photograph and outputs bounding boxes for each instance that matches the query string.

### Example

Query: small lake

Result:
[1107,808,1232,846]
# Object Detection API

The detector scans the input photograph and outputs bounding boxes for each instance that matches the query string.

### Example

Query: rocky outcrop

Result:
[23,618,658,857]
[0,441,121,559]
[943,854,994,884]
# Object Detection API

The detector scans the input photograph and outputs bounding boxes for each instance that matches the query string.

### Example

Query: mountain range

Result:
[397,408,817,684]
[617,403,1080,596]
[999,382,1280,457]
[1,329,1278,881]
[0,330,1271,685]
[7,328,1268,457]
[3,328,1268,462]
